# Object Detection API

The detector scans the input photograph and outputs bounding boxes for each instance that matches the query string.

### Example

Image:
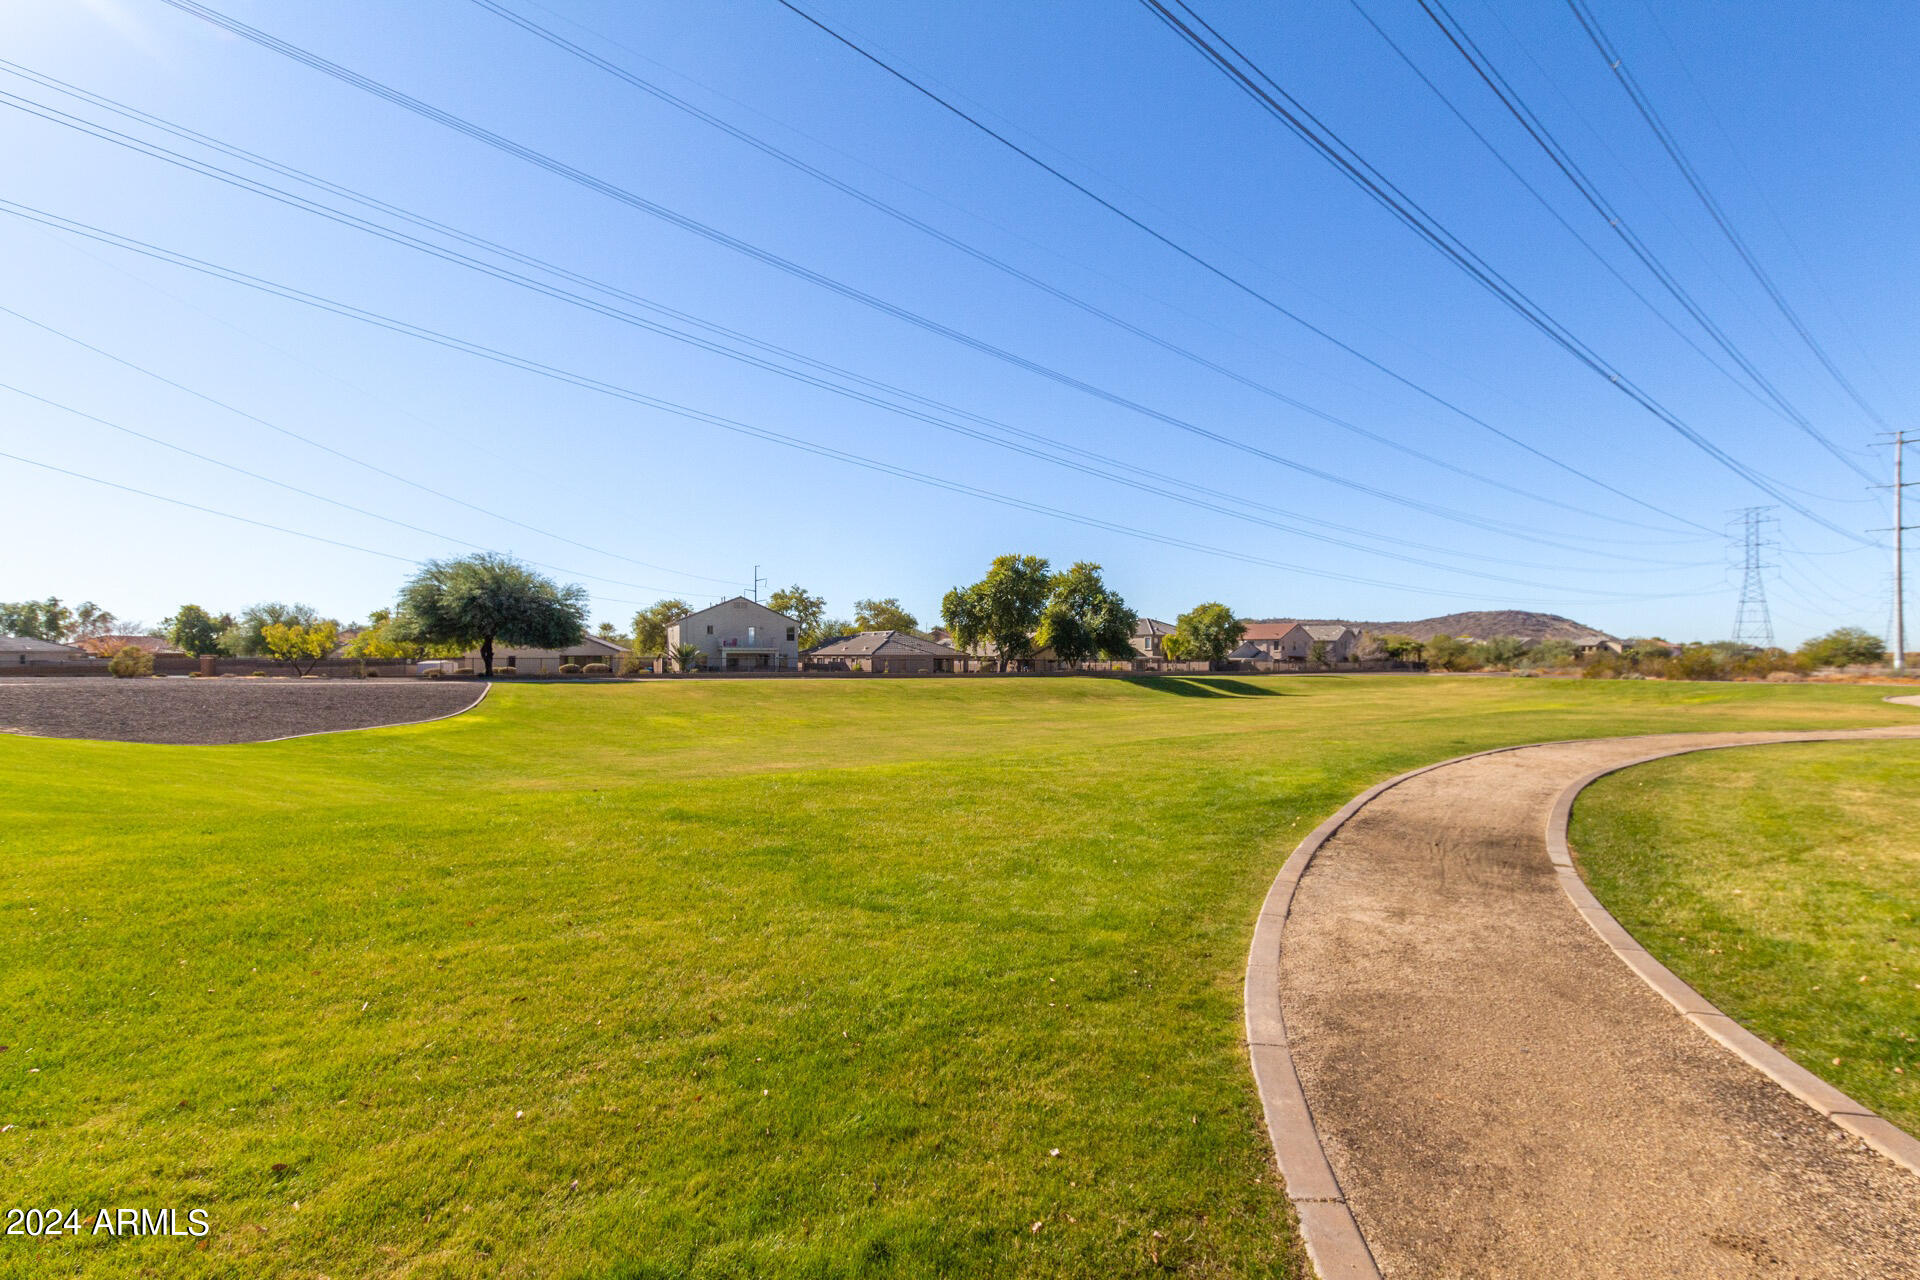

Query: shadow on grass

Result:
[1126,676,1286,698]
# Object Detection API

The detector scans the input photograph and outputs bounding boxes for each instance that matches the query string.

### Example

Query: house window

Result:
[706,624,713,635]
[506,656,516,669]
[786,627,795,642]
[748,626,757,646]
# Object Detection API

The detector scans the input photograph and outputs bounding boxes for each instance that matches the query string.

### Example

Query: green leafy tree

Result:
[1308,639,1330,665]
[1378,633,1424,662]
[1477,636,1532,670]
[0,597,73,642]
[1033,564,1136,664]
[853,597,919,634]
[344,608,424,661]
[671,642,704,673]
[166,604,223,657]
[1169,602,1244,663]
[1424,634,1477,672]
[631,599,692,657]
[941,554,1052,671]
[1799,626,1888,668]
[262,620,340,676]
[769,585,830,648]
[220,602,322,657]
[392,553,587,677]
[1520,638,1575,669]
[1668,643,1729,681]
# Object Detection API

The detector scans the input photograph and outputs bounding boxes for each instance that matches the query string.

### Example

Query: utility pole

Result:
[1874,432,1914,670]
[1731,506,1777,649]
[751,564,766,604]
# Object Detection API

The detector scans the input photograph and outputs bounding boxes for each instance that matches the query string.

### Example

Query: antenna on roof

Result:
[751,564,766,604]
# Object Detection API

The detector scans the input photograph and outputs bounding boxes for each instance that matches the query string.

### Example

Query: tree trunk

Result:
[481,635,494,677]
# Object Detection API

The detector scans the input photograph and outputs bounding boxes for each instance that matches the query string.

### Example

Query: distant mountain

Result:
[1254,610,1618,644]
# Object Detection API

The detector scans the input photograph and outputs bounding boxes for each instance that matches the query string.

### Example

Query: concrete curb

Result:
[1246,708,1920,1277]
[1546,733,1920,1179]
[248,680,492,745]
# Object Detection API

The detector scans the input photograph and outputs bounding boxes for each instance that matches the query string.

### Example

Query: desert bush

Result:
[1766,670,1805,683]
[558,663,581,674]
[582,662,610,674]
[1475,636,1532,670]
[1581,653,1624,679]
[1667,645,1728,681]
[108,645,154,678]
[618,654,649,676]
[1799,626,1887,669]
[1424,635,1478,672]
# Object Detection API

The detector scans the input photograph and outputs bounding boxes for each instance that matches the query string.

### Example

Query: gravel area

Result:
[0,677,486,744]
[1278,728,1920,1279]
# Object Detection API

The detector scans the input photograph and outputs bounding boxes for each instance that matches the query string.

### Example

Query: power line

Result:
[452,5,1680,536]
[0,196,1714,605]
[767,0,1711,534]
[0,75,1700,566]
[92,8,1698,548]
[1565,0,1894,434]
[1405,0,1874,482]
[1136,0,1872,545]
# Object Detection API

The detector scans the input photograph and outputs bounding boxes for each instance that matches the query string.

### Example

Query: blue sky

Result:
[2,0,1911,643]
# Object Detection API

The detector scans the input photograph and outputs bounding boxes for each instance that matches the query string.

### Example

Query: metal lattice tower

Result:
[1731,506,1776,648]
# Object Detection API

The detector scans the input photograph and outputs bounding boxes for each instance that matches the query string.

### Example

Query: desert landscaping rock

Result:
[0,677,485,744]
[1270,727,1920,1279]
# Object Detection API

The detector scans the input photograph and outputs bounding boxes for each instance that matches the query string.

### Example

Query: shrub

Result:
[1799,626,1888,669]
[618,654,649,676]
[247,670,268,678]
[582,662,610,674]
[558,663,582,674]
[108,645,154,678]
[494,667,520,677]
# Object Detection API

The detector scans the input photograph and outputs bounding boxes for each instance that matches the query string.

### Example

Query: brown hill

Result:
[1257,611,1617,644]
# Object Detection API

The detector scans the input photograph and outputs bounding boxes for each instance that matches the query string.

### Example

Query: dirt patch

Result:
[1277,729,1920,1278]
[0,677,485,744]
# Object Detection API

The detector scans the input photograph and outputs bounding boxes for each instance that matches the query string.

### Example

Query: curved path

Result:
[1251,726,1920,1279]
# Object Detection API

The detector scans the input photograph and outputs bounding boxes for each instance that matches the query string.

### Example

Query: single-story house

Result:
[2,635,94,665]
[462,633,628,674]
[1132,617,1174,657]
[1574,638,1624,656]
[667,597,801,671]
[806,630,964,673]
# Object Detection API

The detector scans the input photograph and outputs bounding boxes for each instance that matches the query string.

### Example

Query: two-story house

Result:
[666,597,802,671]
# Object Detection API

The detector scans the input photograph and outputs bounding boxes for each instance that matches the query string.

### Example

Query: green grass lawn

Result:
[2,675,1913,1279]
[1571,740,1920,1138]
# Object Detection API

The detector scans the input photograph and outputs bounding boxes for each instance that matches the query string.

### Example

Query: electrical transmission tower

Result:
[1874,432,1914,670]
[1731,506,1777,648]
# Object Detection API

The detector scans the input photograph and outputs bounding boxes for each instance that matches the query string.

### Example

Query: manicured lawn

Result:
[1572,740,1920,1136]
[1,676,1912,1279]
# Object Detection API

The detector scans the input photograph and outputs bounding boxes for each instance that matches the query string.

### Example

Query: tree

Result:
[0,597,73,642]
[166,604,223,657]
[1032,563,1136,664]
[220,602,322,657]
[68,601,118,643]
[815,617,854,645]
[941,554,1052,671]
[1424,634,1476,672]
[631,599,692,657]
[596,621,619,641]
[262,620,340,676]
[1169,602,1244,663]
[1308,639,1330,666]
[1520,638,1575,669]
[671,642,704,673]
[392,553,587,677]
[769,585,830,648]
[344,608,424,661]
[1378,633,1424,663]
[1477,636,1531,670]
[1799,626,1888,669]
[853,597,919,634]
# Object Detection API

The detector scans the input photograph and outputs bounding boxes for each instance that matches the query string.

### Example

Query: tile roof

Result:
[0,635,86,654]
[1240,621,1304,641]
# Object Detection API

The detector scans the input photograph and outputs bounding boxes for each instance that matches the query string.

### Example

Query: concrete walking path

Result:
[1253,726,1920,1279]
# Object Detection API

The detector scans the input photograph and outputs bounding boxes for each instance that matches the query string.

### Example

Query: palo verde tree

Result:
[1166,602,1244,663]
[262,620,340,676]
[1034,563,1137,664]
[941,554,1051,671]
[219,602,321,657]
[393,553,587,677]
